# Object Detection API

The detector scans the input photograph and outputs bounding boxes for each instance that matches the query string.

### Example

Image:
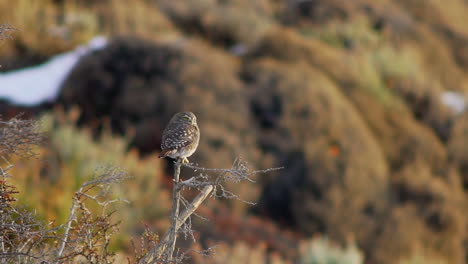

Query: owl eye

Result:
[183,116,191,121]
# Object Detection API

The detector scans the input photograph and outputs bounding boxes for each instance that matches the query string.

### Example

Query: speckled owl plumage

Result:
[159,112,200,163]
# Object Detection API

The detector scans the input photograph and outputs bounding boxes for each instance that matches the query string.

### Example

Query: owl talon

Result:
[175,157,189,165]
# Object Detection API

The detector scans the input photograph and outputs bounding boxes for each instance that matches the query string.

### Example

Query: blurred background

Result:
[1,0,468,263]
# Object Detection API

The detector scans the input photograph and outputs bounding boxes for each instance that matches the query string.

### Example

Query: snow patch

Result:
[0,36,107,106]
[441,91,466,114]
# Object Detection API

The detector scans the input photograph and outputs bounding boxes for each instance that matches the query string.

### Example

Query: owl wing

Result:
[161,123,198,150]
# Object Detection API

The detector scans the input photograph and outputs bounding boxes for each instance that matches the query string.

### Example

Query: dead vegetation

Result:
[2,0,468,263]
[137,159,280,263]
[0,116,129,263]
[0,114,280,264]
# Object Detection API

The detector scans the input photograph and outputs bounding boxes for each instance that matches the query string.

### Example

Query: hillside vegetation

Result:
[1,0,468,263]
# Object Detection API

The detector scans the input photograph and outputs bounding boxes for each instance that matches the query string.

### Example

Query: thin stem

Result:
[167,161,182,261]
[138,157,277,263]
[56,189,80,260]
[138,185,213,264]
[1,237,5,264]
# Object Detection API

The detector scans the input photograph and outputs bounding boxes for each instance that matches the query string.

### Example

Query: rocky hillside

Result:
[3,0,468,263]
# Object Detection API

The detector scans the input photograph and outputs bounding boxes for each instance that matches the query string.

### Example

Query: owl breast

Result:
[161,121,200,160]
[166,144,198,159]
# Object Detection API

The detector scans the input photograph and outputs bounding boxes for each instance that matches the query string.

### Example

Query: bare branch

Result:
[0,116,133,264]
[167,161,182,261]
[0,116,44,160]
[138,157,281,263]
[179,158,282,204]
[138,185,214,264]
[0,24,16,41]
[55,165,129,262]
[0,117,51,263]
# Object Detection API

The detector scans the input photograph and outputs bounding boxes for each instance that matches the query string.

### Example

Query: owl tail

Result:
[158,149,172,158]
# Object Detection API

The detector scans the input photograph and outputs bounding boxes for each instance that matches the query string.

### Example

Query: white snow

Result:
[229,43,247,56]
[0,36,107,106]
[441,91,466,115]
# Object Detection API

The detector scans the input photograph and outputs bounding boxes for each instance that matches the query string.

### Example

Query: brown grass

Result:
[0,0,177,56]
[3,0,468,263]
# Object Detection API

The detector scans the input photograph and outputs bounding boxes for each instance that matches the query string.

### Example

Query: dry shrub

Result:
[0,116,129,263]
[0,0,177,62]
[57,37,264,216]
[369,43,455,139]
[155,0,273,48]
[190,240,288,264]
[344,88,468,264]
[0,24,15,40]
[348,89,466,263]
[31,0,468,262]
[393,0,468,36]
[8,111,170,254]
[443,30,468,71]
[407,27,467,93]
[372,0,468,93]
[58,37,257,170]
[271,0,468,125]
[280,0,416,45]
[56,31,468,263]
[281,0,359,25]
[246,27,354,86]
[348,89,448,173]
[0,117,44,159]
[241,57,465,264]
[247,27,392,105]
[194,203,299,260]
[299,236,363,264]
[242,59,389,245]
[388,77,453,140]
[448,111,468,191]
[371,161,466,264]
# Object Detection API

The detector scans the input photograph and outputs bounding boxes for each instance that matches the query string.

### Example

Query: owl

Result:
[158,112,200,163]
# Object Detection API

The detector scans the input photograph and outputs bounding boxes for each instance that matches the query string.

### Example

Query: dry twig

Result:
[138,158,282,264]
[0,24,15,41]
[0,116,44,161]
[55,166,130,263]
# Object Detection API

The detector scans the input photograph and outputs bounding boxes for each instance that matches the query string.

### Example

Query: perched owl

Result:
[158,112,200,163]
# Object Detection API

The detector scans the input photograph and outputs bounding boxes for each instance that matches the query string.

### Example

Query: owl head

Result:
[171,111,197,125]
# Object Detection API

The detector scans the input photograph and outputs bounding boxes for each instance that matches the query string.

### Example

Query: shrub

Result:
[299,237,363,264]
